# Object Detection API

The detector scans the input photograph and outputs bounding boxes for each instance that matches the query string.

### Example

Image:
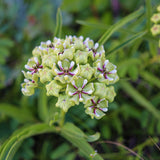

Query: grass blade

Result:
[106,31,146,57]
[120,81,160,121]
[140,71,160,88]
[98,7,144,46]
[54,8,62,38]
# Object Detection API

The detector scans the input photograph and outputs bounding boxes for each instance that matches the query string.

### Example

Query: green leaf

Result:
[0,123,59,160]
[38,88,49,122]
[61,123,103,160]
[50,143,70,159]
[120,81,160,121]
[76,19,156,42]
[54,8,62,38]
[140,71,160,88]
[86,132,100,142]
[145,0,152,32]
[98,7,144,46]
[0,103,36,123]
[106,31,146,57]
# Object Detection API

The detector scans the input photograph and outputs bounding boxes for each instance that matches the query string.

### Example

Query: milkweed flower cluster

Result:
[21,36,119,119]
[151,5,160,47]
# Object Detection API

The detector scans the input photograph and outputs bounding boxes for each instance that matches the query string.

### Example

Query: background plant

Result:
[0,0,160,160]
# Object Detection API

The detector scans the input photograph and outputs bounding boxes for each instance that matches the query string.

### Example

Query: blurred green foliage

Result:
[0,0,160,159]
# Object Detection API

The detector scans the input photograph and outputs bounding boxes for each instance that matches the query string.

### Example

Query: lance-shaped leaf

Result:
[54,8,62,38]
[98,7,144,46]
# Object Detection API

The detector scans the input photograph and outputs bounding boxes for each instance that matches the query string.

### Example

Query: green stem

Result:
[59,110,66,127]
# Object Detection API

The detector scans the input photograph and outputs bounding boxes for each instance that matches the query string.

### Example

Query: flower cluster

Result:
[150,5,160,47]
[21,36,119,119]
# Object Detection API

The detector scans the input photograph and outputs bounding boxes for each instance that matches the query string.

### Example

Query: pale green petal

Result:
[21,81,37,96]
[39,68,53,83]
[74,50,89,64]
[74,39,84,50]
[42,54,57,68]
[32,47,41,57]
[70,94,79,105]
[81,94,92,104]
[46,80,63,97]
[93,83,107,98]
[66,84,77,96]
[59,48,75,60]
[83,83,94,94]
[105,86,116,102]
[79,64,94,80]
[85,107,105,119]
[56,94,75,112]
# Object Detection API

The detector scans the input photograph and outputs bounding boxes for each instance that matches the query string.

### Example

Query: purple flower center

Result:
[70,80,90,101]
[90,99,104,114]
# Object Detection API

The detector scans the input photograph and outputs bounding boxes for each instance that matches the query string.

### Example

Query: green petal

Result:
[81,94,92,104]
[74,39,84,50]
[32,47,41,57]
[55,75,74,84]
[98,99,108,109]
[56,94,75,112]
[85,107,105,119]
[22,71,39,82]
[93,83,107,98]
[70,94,79,105]
[42,54,57,68]
[74,50,90,64]
[39,68,53,83]
[83,83,94,94]
[105,86,116,102]
[79,64,94,80]
[66,84,77,96]
[46,80,63,97]
[59,48,75,60]
[21,81,37,96]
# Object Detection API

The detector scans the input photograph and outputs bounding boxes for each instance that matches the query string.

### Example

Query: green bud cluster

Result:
[21,36,119,119]
[151,5,160,47]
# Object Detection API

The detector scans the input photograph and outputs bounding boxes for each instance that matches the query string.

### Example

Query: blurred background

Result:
[0,0,160,159]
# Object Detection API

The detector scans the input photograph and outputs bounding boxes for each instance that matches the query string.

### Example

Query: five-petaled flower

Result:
[85,96,108,119]
[66,77,94,104]
[25,57,43,75]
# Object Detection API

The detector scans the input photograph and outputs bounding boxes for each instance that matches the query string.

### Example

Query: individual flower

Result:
[151,13,160,23]
[79,64,94,80]
[38,40,55,55]
[21,79,38,96]
[46,80,63,97]
[53,59,79,84]
[151,24,160,36]
[42,54,57,68]
[66,77,94,104]
[85,96,108,119]
[94,60,119,85]
[39,68,53,83]
[74,50,94,64]
[58,47,75,60]
[25,57,43,75]
[56,94,75,112]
